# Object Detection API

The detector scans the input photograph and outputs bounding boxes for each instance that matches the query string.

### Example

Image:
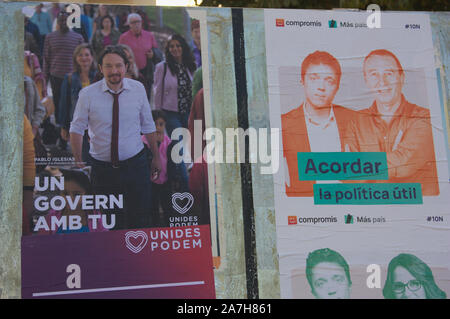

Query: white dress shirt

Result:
[304,103,342,184]
[304,103,341,153]
[70,78,156,162]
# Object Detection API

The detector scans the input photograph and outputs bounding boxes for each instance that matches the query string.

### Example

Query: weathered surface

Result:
[430,12,450,148]
[206,8,247,298]
[0,1,24,299]
[243,8,280,299]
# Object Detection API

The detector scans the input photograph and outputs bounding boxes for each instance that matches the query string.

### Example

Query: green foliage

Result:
[200,0,338,8]
[145,6,185,35]
[163,7,186,34]
[340,0,449,11]
[200,0,448,10]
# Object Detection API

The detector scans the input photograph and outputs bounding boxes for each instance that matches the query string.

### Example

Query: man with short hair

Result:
[25,16,42,54]
[347,49,439,196]
[70,45,162,229]
[30,3,52,46]
[191,19,201,67]
[119,13,159,99]
[43,11,83,127]
[306,248,352,299]
[282,51,358,197]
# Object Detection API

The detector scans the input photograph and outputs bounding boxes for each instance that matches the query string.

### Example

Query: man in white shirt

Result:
[281,51,358,197]
[70,45,161,229]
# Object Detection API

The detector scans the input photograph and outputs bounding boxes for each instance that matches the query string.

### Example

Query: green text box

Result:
[314,183,423,205]
[298,152,388,180]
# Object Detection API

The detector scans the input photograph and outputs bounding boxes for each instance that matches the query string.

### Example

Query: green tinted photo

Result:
[383,253,447,299]
[306,248,351,299]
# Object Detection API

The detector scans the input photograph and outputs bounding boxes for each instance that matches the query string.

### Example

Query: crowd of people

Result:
[22,3,207,235]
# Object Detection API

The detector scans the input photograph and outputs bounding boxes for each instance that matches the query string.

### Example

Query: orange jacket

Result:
[346,96,439,196]
[281,104,358,197]
[23,115,36,188]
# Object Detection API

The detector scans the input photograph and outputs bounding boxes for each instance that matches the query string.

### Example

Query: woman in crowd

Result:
[24,50,46,99]
[153,34,197,136]
[58,43,97,165]
[91,4,112,36]
[383,253,447,299]
[153,34,196,189]
[118,44,149,93]
[91,15,120,60]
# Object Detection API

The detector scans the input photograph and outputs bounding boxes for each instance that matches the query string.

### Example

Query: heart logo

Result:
[125,231,148,254]
[172,192,194,215]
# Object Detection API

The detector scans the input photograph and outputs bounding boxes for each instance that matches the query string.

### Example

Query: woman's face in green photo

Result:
[392,266,426,299]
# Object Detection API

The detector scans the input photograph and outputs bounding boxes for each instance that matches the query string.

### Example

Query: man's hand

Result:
[60,128,69,141]
[75,160,86,169]
[150,155,161,181]
[32,126,39,137]
[144,131,162,181]
[70,132,85,168]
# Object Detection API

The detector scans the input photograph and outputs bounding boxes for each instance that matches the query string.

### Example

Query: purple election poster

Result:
[21,2,215,298]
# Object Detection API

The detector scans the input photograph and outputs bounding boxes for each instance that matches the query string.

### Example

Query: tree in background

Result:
[200,0,448,11]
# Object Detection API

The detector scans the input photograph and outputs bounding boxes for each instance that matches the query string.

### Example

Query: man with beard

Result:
[70,45,162,229]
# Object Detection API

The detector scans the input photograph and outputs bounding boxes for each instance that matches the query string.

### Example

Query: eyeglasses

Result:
[392,280,422,294]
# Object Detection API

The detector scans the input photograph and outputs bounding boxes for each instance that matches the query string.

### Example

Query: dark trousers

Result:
[140,66,154,101]
[151,182,172,227]
[49,75,64,125]
[38,34,46,64]
[90,149,152,230]
[50,75,66,149]
[164,110,189,137]
[164,110,189,188]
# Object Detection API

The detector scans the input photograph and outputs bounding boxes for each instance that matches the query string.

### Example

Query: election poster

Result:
[265,9,450,298]
[21,2,215,298]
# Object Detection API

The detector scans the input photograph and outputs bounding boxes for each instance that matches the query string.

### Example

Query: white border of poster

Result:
[264,9,450,299]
